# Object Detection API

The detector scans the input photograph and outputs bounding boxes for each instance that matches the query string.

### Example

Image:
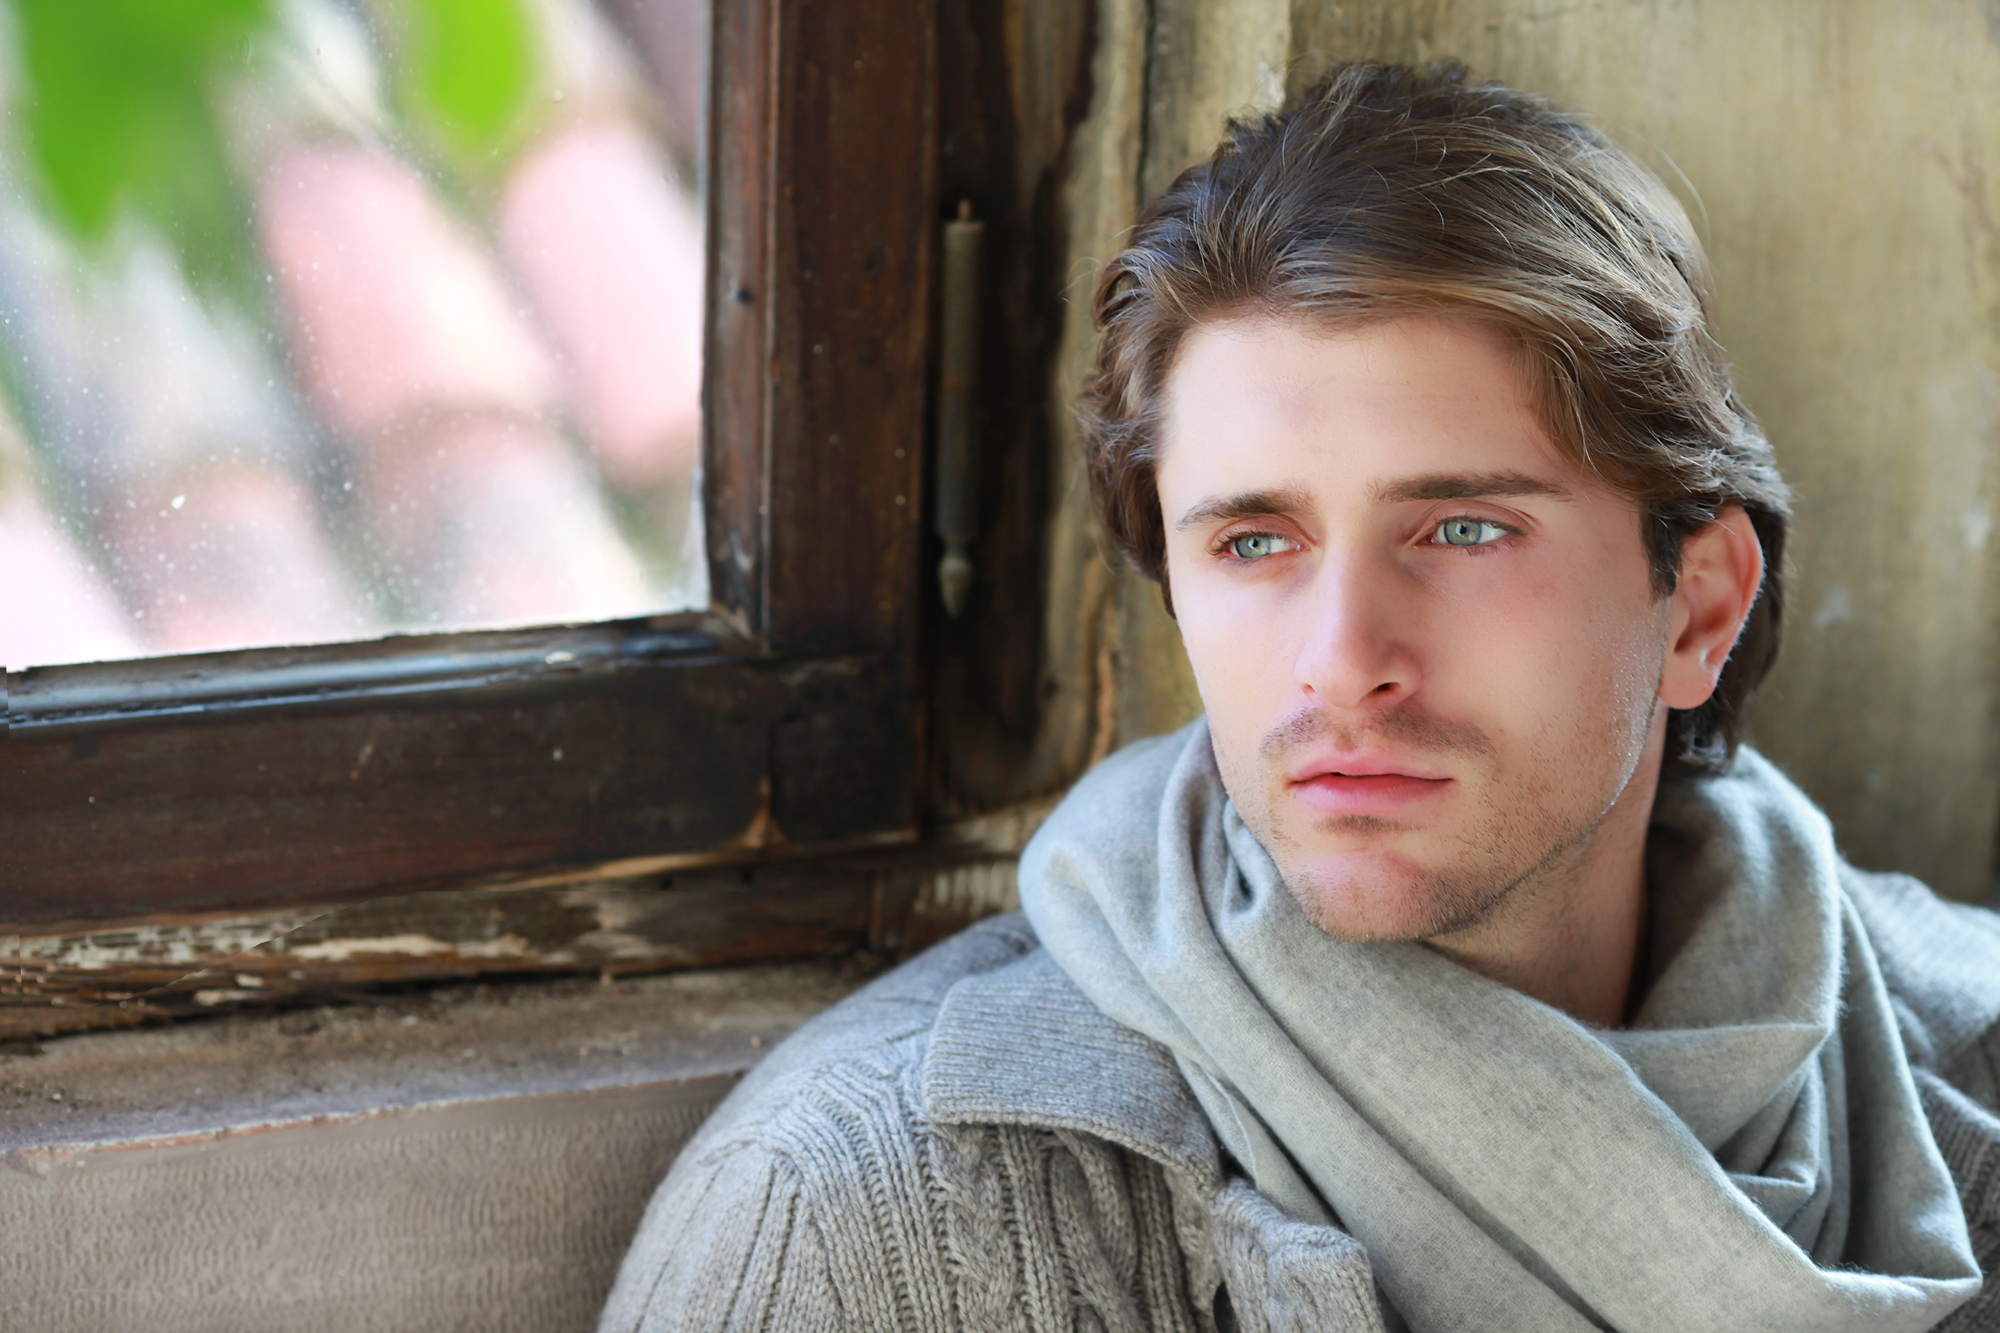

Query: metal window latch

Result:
[934,199,982,617]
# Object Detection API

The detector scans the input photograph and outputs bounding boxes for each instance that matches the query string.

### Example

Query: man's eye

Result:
[1227,532,1290,559]
[1433,517,1508,548]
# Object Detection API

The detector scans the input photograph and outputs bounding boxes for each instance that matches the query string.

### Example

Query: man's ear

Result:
[1659,505,1765,711]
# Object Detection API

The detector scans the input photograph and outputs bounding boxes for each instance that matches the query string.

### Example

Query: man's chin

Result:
[1279,853,1511,943]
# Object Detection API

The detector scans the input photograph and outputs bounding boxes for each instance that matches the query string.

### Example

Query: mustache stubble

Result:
[1258,699,1497,767]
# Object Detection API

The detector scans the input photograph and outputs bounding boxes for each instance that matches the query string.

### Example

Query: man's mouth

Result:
[1287,758,1452,815]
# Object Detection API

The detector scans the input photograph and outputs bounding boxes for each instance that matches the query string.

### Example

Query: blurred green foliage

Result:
[13,0,271,284]
[7,0,536,288]
[385,0,535,168]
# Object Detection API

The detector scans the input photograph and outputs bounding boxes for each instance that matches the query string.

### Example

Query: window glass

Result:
[0,0,706,671]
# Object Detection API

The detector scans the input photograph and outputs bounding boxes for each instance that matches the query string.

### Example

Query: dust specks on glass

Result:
[0,0,708,671]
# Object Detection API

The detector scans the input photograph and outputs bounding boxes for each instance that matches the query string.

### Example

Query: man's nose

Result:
[1293,548,1418,711]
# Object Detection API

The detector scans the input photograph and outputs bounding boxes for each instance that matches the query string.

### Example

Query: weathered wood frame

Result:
[2,0,941,928]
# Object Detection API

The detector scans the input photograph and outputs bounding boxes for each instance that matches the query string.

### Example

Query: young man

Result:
[601,62,2000,1333]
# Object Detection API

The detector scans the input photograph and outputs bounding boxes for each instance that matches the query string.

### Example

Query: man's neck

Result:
[1422,718,1666,1028]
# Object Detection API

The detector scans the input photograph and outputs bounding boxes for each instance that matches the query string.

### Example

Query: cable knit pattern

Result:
[1208,1183,1384,1333]
[598,919,1228,1333]
[602,896,2000,1333]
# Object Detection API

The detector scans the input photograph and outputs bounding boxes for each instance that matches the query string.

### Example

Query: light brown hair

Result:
[1077,60,1791,774]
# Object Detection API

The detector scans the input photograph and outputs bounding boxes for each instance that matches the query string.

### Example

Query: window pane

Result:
[0,0,707,671]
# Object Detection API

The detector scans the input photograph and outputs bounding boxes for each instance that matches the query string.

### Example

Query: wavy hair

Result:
[1076,60,1790,774]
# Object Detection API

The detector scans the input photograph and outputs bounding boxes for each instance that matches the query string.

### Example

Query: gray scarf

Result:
[1019,720,1980,1332]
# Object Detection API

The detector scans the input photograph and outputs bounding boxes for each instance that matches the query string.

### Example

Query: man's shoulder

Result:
[672,913,1046,1163]
[597,917,1048,1333]
[599,915,1233,1333]
[679,910,1218,1184]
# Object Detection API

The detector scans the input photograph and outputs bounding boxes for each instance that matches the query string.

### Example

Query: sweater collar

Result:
[921,940,1222,1186]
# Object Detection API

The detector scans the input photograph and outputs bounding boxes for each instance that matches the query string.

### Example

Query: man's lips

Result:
[1286,756,1452,815]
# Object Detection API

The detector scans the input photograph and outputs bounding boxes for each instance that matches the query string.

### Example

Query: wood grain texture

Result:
[0,870,871,1039]
[3,642,916,925]
[764,0,939,655]
[923,0,1097,813]
[0,838,1029,1039]
[704,0,777,630]
[710,0,943,652]
[3,0,944,932]
[1015,0,1152,798]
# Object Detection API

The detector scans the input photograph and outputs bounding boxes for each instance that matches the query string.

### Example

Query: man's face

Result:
[1157,313,1671,941]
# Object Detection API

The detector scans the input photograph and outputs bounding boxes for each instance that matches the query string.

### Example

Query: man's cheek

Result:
[1182,605,1288,736]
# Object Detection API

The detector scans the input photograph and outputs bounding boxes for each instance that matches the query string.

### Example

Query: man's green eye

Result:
[1436,518,1506,547]
[1229,533,1281,559]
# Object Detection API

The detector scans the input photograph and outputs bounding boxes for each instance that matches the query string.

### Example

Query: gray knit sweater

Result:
[600,873,2000,1333]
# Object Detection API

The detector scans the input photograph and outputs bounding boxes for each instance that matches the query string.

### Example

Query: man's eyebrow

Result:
[1174,486,1314,532]
[1371,471,1574,503]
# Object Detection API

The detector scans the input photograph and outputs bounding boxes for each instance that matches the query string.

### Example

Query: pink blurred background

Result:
[0,0,707,671]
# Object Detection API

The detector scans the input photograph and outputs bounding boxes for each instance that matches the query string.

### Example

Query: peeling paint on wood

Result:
[0,826,1041,1039]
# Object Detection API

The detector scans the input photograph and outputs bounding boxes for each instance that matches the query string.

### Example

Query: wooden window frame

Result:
[2,0,940,929]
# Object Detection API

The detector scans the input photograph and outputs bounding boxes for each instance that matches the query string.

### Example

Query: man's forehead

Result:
[1158,313,1596,514]
[1164,310,1527,402]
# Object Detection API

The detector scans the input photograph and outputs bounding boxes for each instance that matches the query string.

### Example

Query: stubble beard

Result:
[1219,694,1646,945]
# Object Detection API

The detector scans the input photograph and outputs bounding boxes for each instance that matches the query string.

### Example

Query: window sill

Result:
[0,960,869,1332]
